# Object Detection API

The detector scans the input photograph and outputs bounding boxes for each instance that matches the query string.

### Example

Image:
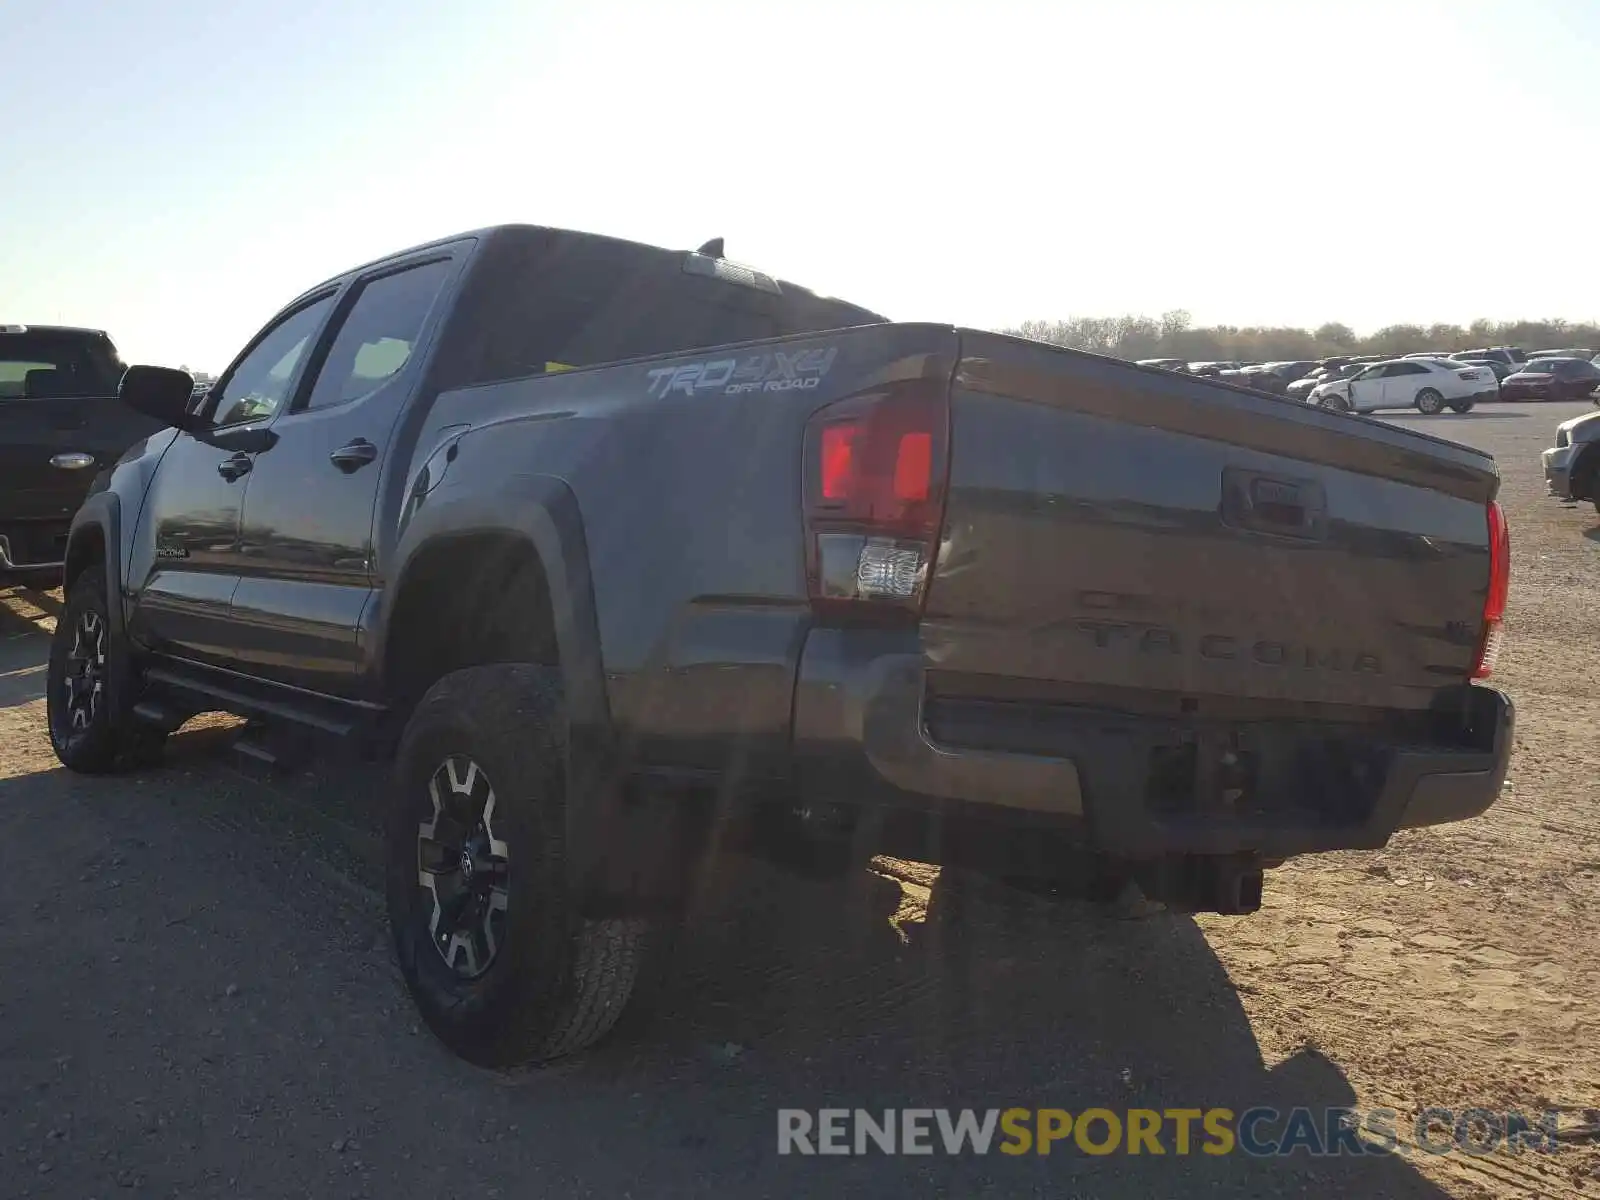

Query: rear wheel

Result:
[46,567,165,773]
[387,663,655,1067]
[1448,399,1475,414]
[1415,388,1445,415]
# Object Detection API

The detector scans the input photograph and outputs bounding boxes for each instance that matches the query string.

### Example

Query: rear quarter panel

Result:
[409,322,959,772]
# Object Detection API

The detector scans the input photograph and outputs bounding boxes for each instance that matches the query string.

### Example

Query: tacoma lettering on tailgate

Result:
[1074,620,1383,675]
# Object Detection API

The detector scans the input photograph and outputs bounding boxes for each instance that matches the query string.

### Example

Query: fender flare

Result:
[62,492,141,721]
[65,492,125,638]
[379,473,607,736]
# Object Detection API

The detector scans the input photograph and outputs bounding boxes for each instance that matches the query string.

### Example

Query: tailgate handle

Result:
[1220,469,1327,540]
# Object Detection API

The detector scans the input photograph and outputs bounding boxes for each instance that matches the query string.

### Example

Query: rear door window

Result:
[302,259,453,410]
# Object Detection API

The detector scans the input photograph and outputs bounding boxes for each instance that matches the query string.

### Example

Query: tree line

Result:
[1003,312,1600,363]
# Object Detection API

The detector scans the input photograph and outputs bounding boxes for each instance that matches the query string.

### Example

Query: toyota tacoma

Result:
[48,224,1514,1067]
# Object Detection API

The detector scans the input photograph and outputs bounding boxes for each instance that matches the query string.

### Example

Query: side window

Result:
[210,295,337,426]
[303,259,452,411]
[1392,363,1427,377]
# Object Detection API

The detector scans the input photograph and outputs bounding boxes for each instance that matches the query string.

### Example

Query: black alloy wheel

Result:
[59,607,108,734]
[47,566,166,773]
[416,754,512,979]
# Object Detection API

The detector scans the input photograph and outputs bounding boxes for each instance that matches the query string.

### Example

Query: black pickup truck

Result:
[49,224,1513,1067]
[0,325,162,574]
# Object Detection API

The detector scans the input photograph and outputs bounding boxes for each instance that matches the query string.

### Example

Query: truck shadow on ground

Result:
[0,590,1459,1197]
[556,854,1459,1195]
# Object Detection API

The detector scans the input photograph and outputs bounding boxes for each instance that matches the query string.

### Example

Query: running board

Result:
[142,663,377,740]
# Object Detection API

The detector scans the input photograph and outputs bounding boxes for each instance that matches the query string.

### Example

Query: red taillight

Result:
[1472,500,1510,679]
[820,425,856,500]
[893,432,932,502]
[802,382,950,613]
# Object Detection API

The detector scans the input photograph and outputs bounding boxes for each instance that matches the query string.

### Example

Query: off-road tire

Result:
[387,663,652,1068]
[46,567,165,773]
[1415,388,1445,415]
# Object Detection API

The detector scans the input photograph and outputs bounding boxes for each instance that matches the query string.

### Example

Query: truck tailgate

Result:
[923,332,1500,715]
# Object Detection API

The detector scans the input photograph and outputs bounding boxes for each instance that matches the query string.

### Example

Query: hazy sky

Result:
[4,0,1597,369]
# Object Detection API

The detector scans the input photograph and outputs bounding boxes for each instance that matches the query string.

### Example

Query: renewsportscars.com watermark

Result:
[777,1107,1578,1158]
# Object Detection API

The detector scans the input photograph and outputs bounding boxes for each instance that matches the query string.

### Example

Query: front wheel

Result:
[1318,393,1350,413]
[1415,388,1445,415]
[46,567,165,773]
[386,663,655,1068]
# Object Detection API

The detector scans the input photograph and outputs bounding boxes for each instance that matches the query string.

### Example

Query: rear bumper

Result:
[1543,444,1577,498]
[792,628,1513,859]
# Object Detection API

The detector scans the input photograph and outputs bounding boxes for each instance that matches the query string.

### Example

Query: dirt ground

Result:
[0,400,1595,1198]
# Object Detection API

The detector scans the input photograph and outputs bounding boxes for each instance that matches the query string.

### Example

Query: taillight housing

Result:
[1472,500,1510,679]
[802,382,950,616]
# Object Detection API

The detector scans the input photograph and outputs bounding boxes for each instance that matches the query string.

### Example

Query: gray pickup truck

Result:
[50,224,1513,1067]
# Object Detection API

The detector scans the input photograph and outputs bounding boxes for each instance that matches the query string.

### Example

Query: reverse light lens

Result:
[856,538,926,599]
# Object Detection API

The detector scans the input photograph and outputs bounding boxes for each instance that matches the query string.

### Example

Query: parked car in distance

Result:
[1542,404,1600,514]
[1308,358,1497,414]
[47,222,1514,1068]
[1136,358,1190,372]
[1460,347,1526,368]
[1187,361,1241,377]
[1261,360,1320,384]
[1287,361,1365,401]
[1528,348,1593,362]
[1220,364,1289,395]
[1454,356,1516,382]
[1,324,163,575]
[1500,357,1600,402]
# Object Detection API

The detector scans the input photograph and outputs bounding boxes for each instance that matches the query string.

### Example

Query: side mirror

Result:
[120,365,202,432]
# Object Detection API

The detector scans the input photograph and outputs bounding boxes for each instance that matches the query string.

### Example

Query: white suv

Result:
[1307,358,1498,415]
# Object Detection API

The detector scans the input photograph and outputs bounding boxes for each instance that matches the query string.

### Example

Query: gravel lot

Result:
[1,400,1595,1199]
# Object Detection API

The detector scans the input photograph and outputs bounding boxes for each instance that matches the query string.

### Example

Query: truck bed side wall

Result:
[404,322,961,779]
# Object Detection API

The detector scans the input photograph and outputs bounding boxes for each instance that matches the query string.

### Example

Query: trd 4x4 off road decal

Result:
[645,348,838,399]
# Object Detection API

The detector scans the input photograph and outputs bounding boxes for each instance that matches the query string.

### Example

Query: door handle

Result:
[217,452,253,482]
[329,438,378,472]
